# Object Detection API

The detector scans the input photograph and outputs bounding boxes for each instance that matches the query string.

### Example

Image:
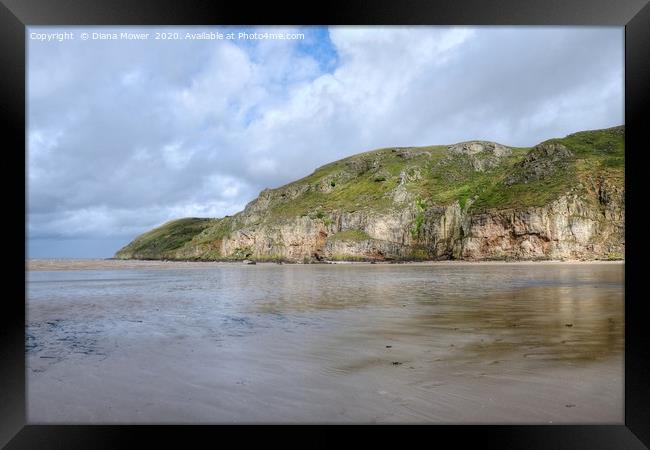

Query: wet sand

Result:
[26,261,624,423]
[26,258,623,271]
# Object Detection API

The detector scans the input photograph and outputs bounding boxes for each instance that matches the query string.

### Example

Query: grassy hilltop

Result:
[115,125,624,262]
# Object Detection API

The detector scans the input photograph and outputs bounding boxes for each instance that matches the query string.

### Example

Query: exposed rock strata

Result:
[179,184,622,261]
[116,126,625,262]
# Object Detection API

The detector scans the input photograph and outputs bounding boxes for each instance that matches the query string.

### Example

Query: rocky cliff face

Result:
[115,126,624,262]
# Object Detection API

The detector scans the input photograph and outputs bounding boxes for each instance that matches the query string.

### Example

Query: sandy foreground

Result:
[28,338,622,424]
[26,261,624,423]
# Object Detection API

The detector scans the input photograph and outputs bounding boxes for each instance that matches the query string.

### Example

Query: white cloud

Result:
[27,26,624,256]
[162,142,194,170]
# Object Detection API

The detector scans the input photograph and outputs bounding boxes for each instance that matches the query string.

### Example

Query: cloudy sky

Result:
[27,26,624,258]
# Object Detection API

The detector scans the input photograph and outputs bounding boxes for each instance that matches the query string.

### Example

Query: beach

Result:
[26,260,624,423]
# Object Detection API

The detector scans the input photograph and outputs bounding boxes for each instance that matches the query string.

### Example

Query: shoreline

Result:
[26,258,625,271]
[27,262,624,423]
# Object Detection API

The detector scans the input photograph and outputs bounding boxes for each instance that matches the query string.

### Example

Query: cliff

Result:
[115,126,624,262]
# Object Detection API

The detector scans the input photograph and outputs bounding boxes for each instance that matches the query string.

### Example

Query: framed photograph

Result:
[2,0,649,447]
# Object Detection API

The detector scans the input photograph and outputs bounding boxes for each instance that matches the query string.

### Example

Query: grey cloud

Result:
[27,26,623,257]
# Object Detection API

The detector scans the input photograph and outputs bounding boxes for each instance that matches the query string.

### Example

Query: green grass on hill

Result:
[115,218,213,259]
[256,126,623,219]
[470,125,624,210]
[116,126,624,260]
[327,229,371,242]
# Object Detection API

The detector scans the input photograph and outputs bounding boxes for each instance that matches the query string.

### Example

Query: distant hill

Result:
[115,126,624,262]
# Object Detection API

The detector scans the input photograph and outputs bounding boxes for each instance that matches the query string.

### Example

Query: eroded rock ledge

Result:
[115,126,624,262]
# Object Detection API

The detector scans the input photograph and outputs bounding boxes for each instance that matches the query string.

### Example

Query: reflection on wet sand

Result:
[414,283,623,364]
[27,261,623,423]
[254,263,623,365]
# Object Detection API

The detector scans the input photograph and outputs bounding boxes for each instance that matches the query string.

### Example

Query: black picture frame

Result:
[2,0,648,447]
